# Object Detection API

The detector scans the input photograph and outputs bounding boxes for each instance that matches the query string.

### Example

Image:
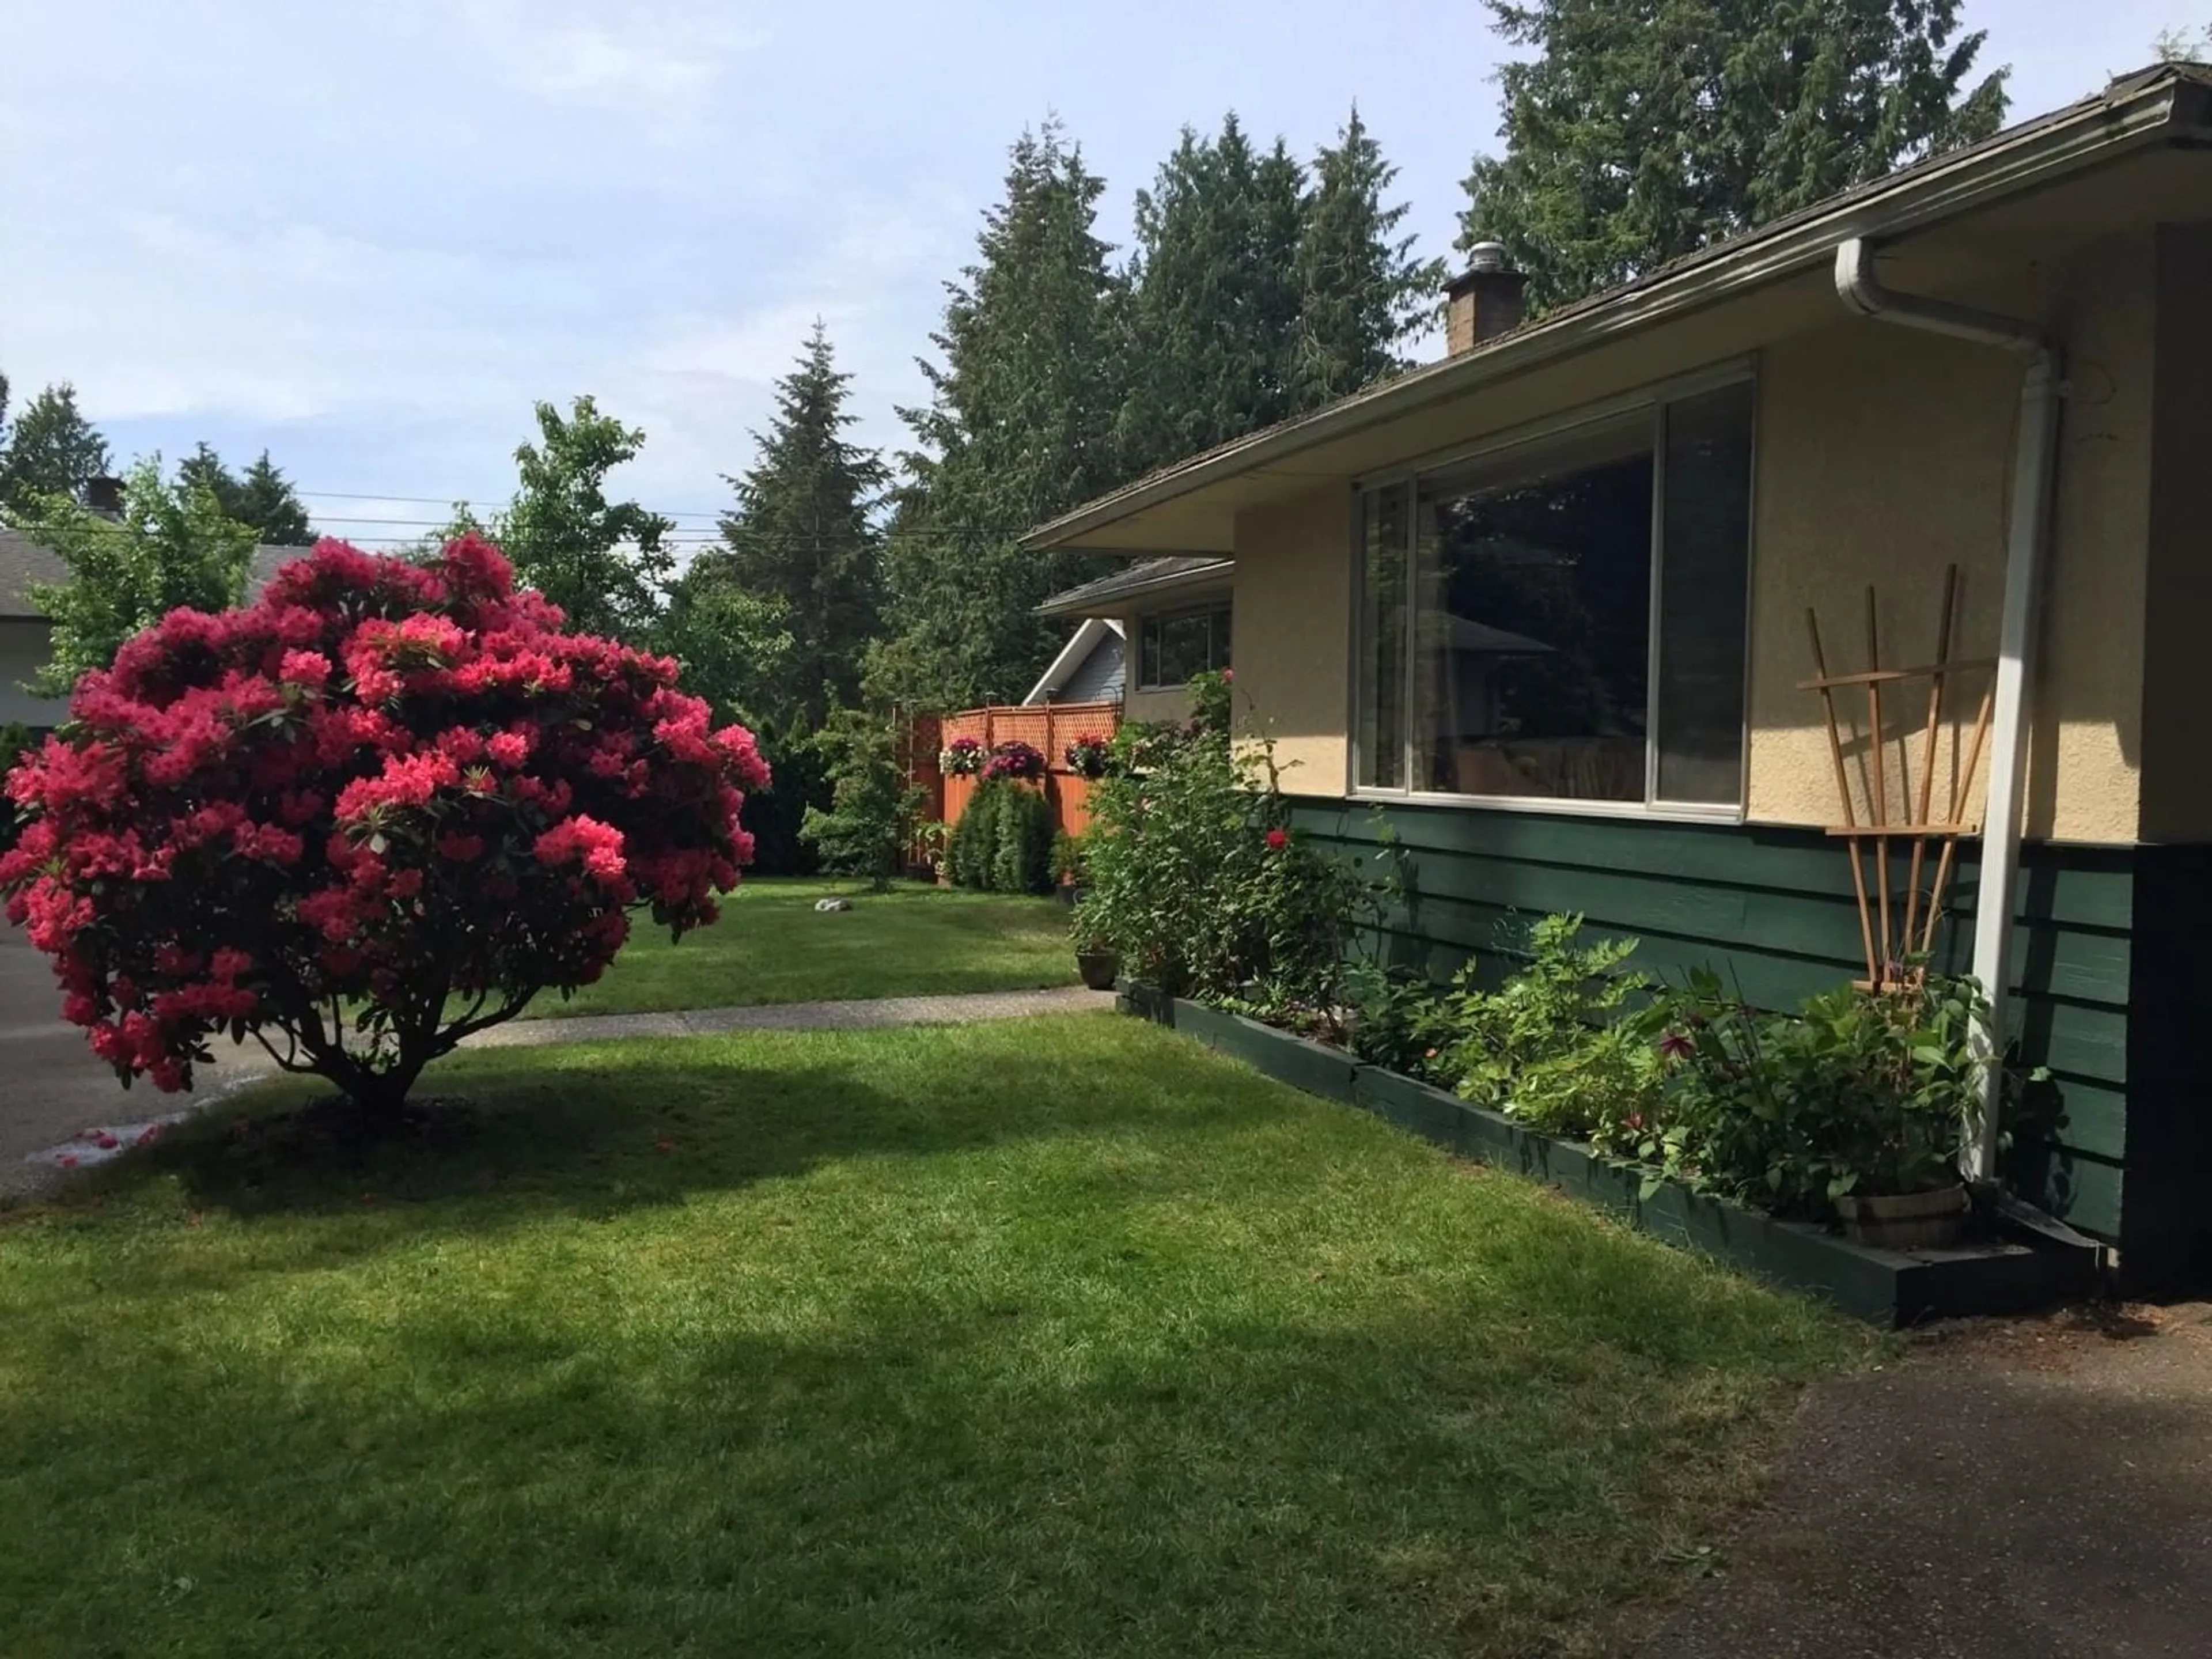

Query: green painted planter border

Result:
[1130,993,2101,1328]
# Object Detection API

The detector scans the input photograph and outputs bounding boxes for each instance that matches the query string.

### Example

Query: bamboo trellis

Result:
[1801,566,1995,993]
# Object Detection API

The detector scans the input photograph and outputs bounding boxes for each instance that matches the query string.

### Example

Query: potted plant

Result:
[1073,925,1120,991]
[939,736,984,775]
[1637,973,1997,1250]
[1051,830,1089,907]
[980,740,1047,783]
[1063,732,1113,780]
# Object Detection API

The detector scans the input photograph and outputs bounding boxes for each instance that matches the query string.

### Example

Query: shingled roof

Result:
[0,527,310,620]
[1035,555,1232,619]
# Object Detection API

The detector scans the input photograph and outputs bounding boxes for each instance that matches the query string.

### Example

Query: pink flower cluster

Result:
[939,736,984,776]
[0,533,768,1096]
[980,740,1047,783]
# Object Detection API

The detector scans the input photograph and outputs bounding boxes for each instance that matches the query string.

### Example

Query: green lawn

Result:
[0,1016,1874,1658]
[535,876,1080,1016]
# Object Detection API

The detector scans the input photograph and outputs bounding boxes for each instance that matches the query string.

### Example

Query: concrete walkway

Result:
[1626,1304,2212,1658]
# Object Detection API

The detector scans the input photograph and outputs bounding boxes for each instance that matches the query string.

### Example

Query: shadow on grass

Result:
[48,1027,1297,1246]
[0,1235,1865,1659]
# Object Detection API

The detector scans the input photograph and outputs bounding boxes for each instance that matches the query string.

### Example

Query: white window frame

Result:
[1136,601,1233,692]
[1346,359,1758,823]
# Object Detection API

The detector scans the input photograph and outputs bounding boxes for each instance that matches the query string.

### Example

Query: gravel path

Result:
[1624,1304,2212,1658]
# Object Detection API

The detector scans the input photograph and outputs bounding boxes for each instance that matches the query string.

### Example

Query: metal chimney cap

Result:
[1465,240,1511,273]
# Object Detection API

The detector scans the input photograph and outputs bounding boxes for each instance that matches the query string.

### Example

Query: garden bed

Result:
[1122,988,2102,1328]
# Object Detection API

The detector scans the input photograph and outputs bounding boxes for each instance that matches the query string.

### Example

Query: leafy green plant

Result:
[1620,972,2008,1217]
[1426,915,1662,1137]
[1076,671,1370,1017]
[1344,962,1449,1080]
[1051,829,1089,887]
[800,707,926,893]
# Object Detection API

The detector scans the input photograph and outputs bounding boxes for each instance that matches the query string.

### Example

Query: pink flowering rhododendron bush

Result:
[0,535,767,1116]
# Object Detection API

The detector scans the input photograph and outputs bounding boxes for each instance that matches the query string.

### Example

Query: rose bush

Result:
[0,535,767,1117]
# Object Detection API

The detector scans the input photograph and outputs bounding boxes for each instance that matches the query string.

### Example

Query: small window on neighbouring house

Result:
[1138,604,1231,689]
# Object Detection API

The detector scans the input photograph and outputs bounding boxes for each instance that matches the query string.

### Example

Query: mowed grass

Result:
[0,1016,1875,1659]
[533,876,1079,1016]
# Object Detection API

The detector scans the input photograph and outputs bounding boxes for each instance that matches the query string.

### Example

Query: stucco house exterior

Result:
[1022,65,2212,1293]
[1036,555,1232,724]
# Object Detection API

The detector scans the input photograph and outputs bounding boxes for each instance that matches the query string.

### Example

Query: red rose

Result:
[1264,828,1289,851]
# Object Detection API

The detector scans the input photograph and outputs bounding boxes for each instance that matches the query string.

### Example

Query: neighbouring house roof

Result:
[0,527,311,621]
[1023,63,2212,556]
[1023,618,1126,706]
[1035,555,1234,619]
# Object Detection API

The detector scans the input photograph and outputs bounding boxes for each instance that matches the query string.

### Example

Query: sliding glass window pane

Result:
[1410,421,1655,800]
[1655,383,1754,804]
[1356,487,1407,788]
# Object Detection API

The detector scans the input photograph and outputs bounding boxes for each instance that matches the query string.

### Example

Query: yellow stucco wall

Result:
[1745,228,2154,844]
[1213,230,2161,843]
[1229,485,1352,797]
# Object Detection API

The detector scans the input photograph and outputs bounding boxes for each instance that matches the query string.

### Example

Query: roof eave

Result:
[1033,559,1234,618]
[1022,69,2205,554]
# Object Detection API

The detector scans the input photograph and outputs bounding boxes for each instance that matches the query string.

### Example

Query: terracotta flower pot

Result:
[1834,1183,1971,1250]
[1075,950,1120,991]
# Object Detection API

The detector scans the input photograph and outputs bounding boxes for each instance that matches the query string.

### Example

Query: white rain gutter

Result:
[1834,237,2065,1180]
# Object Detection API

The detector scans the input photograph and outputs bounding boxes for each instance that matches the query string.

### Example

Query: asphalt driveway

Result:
[0,919,271,1196]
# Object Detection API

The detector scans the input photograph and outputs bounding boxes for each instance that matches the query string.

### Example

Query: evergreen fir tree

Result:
[0,382,112,513]
[876,120,1126,710]
[1116,114,1308,479]
[715,323,887,729]
[1461,0,2009,312]
[234,451,315,545]
[1290,106,1441,408]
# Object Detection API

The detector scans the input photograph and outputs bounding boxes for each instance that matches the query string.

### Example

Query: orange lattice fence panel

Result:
[920,700,1122,846]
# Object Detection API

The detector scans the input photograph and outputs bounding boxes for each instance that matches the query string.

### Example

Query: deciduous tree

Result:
[17,456,257,696]
[496,396,674,642]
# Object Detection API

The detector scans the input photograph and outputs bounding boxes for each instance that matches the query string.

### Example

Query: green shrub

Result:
[1076,670,1370,1014]
[1425,915,1663,1139]
[800,707,925,892]
[992,784,1054,895]
[1622,971,2009,1216]
[946,779,1052,895]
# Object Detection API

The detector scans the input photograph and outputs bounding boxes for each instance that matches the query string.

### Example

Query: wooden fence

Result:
[907,702,1122,862]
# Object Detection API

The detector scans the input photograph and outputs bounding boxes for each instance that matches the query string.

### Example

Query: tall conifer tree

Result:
[712,323,885,729]
[877,121,1126,710]
[1461,0,2008,312]
[1290,106,1441,408]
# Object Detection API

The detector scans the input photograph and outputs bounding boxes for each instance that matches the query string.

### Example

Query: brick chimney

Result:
[82,475,126,517]
[1445,243,1529,356]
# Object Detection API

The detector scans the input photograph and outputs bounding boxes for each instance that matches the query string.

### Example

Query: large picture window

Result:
[1138,604,1232,689]
[1355,377,1753,810]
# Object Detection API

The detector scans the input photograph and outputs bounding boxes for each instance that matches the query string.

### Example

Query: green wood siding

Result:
[1292,801,2144,1248]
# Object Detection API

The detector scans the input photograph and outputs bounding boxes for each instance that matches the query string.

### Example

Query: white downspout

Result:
[1833,237,2065,1181]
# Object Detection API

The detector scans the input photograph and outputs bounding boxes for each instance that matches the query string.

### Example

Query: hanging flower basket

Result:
[1063,733,1113,780]
[939,736,984,775]
[980,741,1047,782]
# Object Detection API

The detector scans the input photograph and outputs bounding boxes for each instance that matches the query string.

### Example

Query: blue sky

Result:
[1,0,2202,546]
